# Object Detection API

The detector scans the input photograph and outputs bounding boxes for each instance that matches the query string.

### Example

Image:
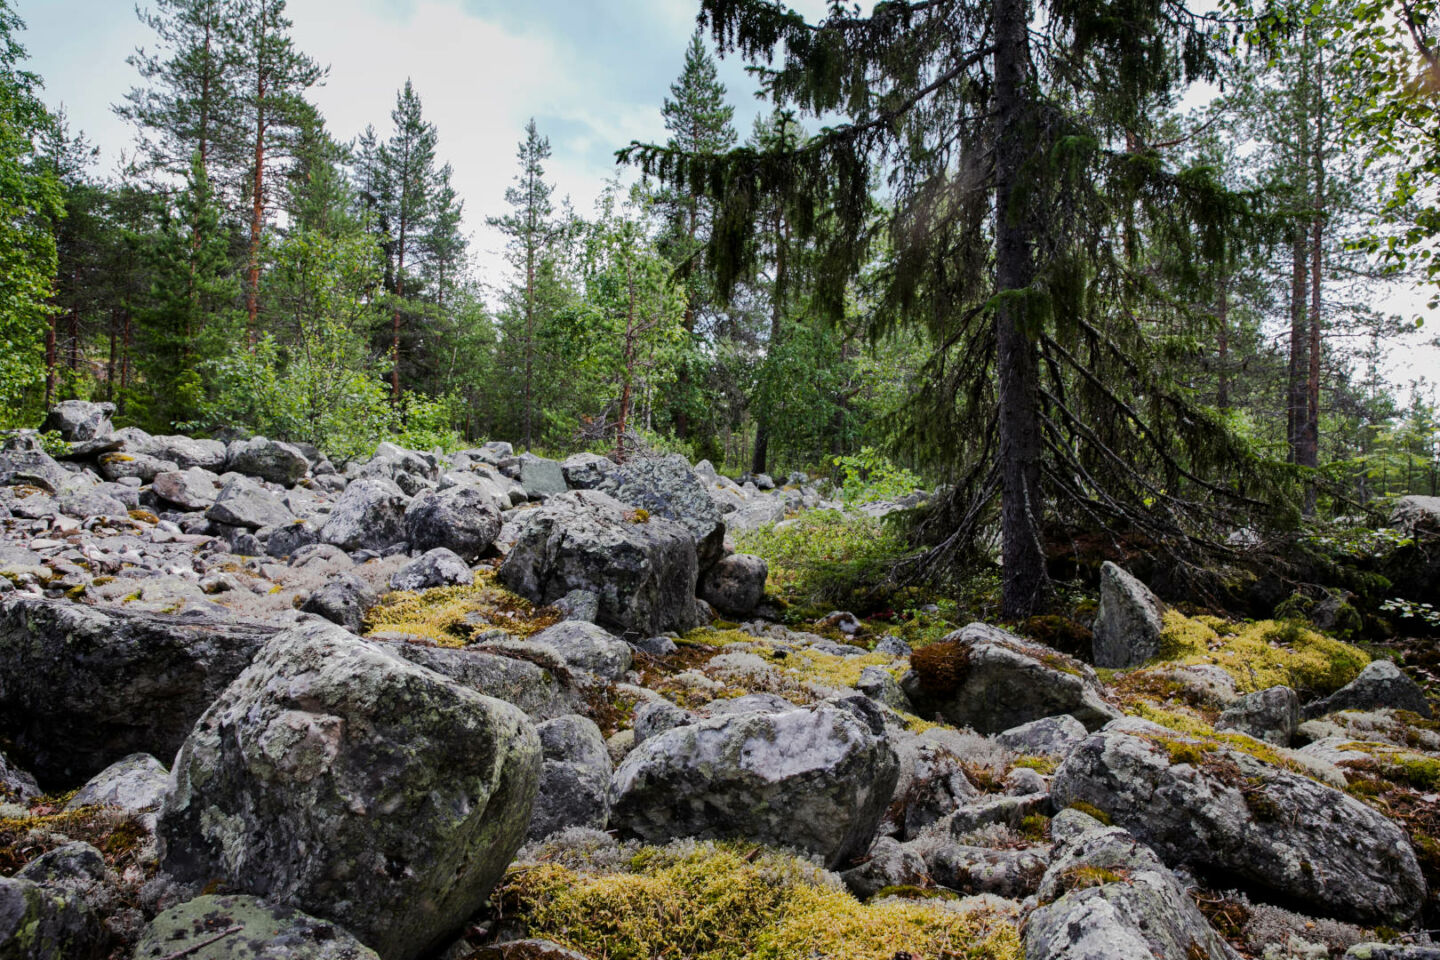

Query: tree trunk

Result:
[44,311,56,408]
[1286,230,1308,465]
[993,0,1047,619]
[1216,273,1230,410]
[392,232,406,402]
[751,207,788,475]
[1302,36,1326,514]
[245,7,268,344]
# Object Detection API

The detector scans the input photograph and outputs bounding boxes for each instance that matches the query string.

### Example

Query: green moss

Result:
[1012,755,1059,775]
[1156,611,1369,697]
[1066,801,1113,825]
[128,509,159,524]
[1019,813,1051,841]
[365,569,560,646]
[871,884,958,902]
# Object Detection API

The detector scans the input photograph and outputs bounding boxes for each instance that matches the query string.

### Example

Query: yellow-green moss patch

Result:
[364,569,559,647]
[1157,612,1369,697]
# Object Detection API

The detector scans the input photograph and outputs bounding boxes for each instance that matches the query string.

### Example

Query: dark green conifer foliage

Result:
[624,0,1290,616]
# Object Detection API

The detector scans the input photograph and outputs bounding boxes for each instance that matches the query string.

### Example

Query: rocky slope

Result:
[2,400,1439,960]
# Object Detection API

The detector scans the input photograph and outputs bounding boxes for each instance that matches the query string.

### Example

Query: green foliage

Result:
[36,430,69,458]
[833,446,923,505]
[734,510,910,614]
[1381,598,1440,629]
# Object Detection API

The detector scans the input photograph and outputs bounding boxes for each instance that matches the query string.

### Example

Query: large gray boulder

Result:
[609,703,899,869]
[1217,685,1300,745]
[207,476,295,530]
[300,575,378,635]
[0,749,39,802]
[1025,824,1233,960]
[499,490,704,636]
[57,489,128,521]
[226,437,310,485]
[40,400,115,442]
[98,450,176,482]
[1302,660,1432,720]
[596,454,727,569]
[153,467,223,511]
[508,453,567,499]
[0,594,279,785]
[139,434,228,471]
[1391,495,1440,536]
[386,643,583,722]
[560,452,615,490]
[319,477,409,552]
[528,715,612,840]
[158,623,542,960]
[133,895,380,960]
[699,553,768,617]
[995,714,1090,756]
[0,442,70,492]
[901,623,1120,734]
[388,547,471,592]
[403,485,502,560]
[1050,717,1426,925]
[529,620,633,681]
[1091,562,1166,668]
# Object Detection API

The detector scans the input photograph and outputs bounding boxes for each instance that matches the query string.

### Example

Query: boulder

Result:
[1217,685,1300,745]
[995,715,1090,756]
[889,738,978,839]
[1024,825,1233,960]
[207,477,295,530]
[300,575,378,635]
[499,490,703,636]
[0,875,103,960]
[388,547,472,592]
[552,589,600,623]
[529,621,633,681]
[901,623,1120,734]
[158,623,542,960]
[528,715,612,840]
[153,467,223,511]
[856,665,912,713]
[404,485,502,560]
[596,454,726,568]
[132,895,380,960]
[560,452,616,490]
[840,836,929,899]
[226,437,310,485]
[725,497,789,533]
[142,434,228,471]
[0,595,279,786]
[1091,562,1166,668]
[57,490,128,521]
[1302,660,1431,720]
[319,477,409,552]
[0,440,70,493]
[923,843,1047,899]
[698,553,768,617]
[0,749,39,802]
[608,704,899,869]
[98,451,176,482]
[512,453,567,499]
[632,700,693,745]
[386,643,582,721]
[1390,495,1440,537]
[266,520,320,559]
[40,400,114,442]
[63,753,169,815]
[1050,717,1426,925]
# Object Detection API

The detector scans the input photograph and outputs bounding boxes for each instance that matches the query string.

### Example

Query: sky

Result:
[14,0,1440,392]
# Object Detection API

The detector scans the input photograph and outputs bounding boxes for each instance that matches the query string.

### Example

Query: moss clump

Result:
[1066,801,1113,825]
[623,508,650,524]
[1012,755,1059,775]
[1019,813,1051,841]
[1128,701,1216,738]
[496,841,1022,960]
[100,453,135,463]
[1153,735,1211,767]
[910,640,970,696]
[364,568,560,647]
[128,509,159,524]
[1157,611,1369,697]
[1048,865,1129,900]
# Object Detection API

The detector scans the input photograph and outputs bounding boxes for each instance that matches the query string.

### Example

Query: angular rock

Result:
[404,485,501,560]
[132,895,380,960]
[596,454,726,568]
[1390,495,1440,537]
[207,477,295,530]
[159,623,542,960]
[389,547,472,592]
[609,704,899,869]
[41,400,115,442]
[0,749,39,802]
[499,490,703,636]
[57,490,128,521]
[560,452,615,490]
[528,715,612,840]
[98,451,176,482]
[1091,562,1166,668]
[698,553,768,617]
[513,453,567,499]
[0,441,70,492]
[266,520,320,559]
[552,589,599,623]
[890,738,978,839]
[226,437,310,485]
[1025,825,1233,960]
[1303,660,1431,721]
[300,575,378,635]
[901,623,1120,734]
[632,700,693,745]
[1217,685,1300,745]
[387,643,582,721]
[840,836,929,898]
[0,595,279,785]
[856,665,912,713]
[319,477,409,553]
[529,621,633,681]
[1050,717,1426,925]
[143,434,227,471]
[153,467,223,511]
[995,715,1090,757]
[64,753,169,815]
[1347,946,1440,960]
[0,875,103,960]
[924,843,1047,899]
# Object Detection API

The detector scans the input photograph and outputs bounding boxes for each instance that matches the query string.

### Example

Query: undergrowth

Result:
[1156,611,1369,697]
[733,511,912,616]
[364,568,559,646]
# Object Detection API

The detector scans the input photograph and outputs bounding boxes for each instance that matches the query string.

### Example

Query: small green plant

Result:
[1381,597,1440,629]
[832,446,923,505]
[37,430,71,458]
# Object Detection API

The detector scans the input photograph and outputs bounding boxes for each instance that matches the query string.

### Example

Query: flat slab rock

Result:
[132,894,379,960]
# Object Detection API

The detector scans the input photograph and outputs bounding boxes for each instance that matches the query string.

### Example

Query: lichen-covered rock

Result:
[265,520,320,559]
[386,643,583,722]
[319,477,409,552]
[1024,824,1233,960]
[1217,685,1300,745]
[299,575,377,635]
[839,836,929,899]
[0,749,39,802]
[0,594,279,785]
[901,623,1120,734]
[99,451,177,482]
[529,621,633,681]
[226,437,310,485]
[207,477,295,530]
[995,715,1089,757]
[57,490,128,521]
[596,454,726,569]
[1302,660,1432,721]
[528,715,612,840]
[0,435,70,493]
[510,453,567,499]
[132,895,379,960]
[631,700,693,745]
[922,843,1047,899]
[560,452,615,490]
[698,553,768,617]
[1390,495,1440,537]
[41,400,114,442]
[403,485,502,560]
[64,753,169,815]
[1346,945,1440,959]
[153,467,223,511]
[608,703,899,869]
[888,737,978,839]
[139,434,228,471]
[388,547,471,592]
[1091,562,1165,668]
[158,623,542,960]
[499,490,703,636]
[470,941,591,960]
[1050,717,1426,925]
[0,875,104,960]
[856,665,912,713]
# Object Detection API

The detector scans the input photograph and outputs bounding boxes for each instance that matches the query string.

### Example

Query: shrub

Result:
[733,510,910,614]
[832,446,924,505]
